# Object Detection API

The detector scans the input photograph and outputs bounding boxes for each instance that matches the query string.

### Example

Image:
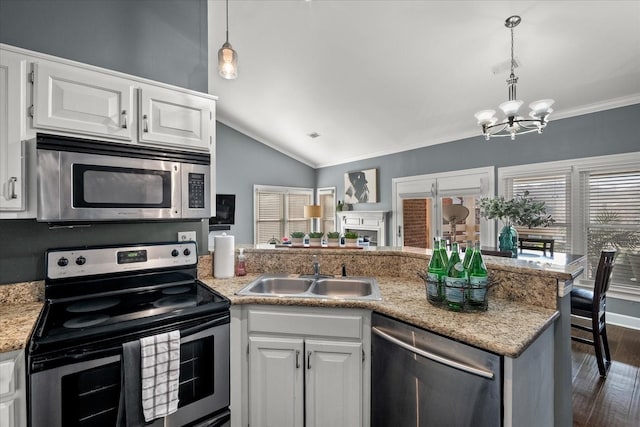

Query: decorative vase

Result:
[291,237,303,246]
[327,238,340,247]
[498,224,519,258]
[309,238,322,247]
[345,238,359,247]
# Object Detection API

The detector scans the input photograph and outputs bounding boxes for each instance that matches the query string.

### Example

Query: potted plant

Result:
[326,231,340,247]
[290,231,305,246]
[309,232,324,247]
[344,231,359,247]
[479,190,554,257]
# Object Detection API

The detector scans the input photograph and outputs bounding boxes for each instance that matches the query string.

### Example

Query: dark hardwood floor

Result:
[572,323,640,426]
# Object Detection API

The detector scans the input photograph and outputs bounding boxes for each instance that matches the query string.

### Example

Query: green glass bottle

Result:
[427,240,445,303]
[467,241,489,307]
[445,242,467,311]
[462,239,473,270]
[439,238,449,266]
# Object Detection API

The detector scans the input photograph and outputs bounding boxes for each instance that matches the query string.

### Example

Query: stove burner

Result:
[66,297,121,313]
[153,294,203,309]
[162,286,191,295]
[63,314,110,329]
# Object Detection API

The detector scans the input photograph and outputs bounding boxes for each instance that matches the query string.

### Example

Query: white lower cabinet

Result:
[234,305,370,427]
[0,349,26,427]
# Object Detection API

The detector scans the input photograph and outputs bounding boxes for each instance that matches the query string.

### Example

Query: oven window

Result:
[61,362,121,426]
[73,164,171,208]
[179,335,215,407]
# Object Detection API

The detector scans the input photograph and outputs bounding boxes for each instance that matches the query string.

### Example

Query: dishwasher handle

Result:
[372,326,494,380]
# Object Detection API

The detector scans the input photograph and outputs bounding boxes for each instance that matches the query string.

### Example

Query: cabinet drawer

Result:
[0,359,15,396]
[248,309,362,339]
[0,400,15,427]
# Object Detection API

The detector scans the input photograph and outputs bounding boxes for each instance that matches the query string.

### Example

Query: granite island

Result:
[0,245,583,427]
[201,245,584,427]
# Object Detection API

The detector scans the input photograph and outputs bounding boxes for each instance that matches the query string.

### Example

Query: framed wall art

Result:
[344,168,377,203]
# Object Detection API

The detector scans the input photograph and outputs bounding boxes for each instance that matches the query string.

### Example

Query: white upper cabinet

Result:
[32,62,134,141]
[0,50,27,212]
[138,86,213,151]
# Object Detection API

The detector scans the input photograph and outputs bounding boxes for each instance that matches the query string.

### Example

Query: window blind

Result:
[254,186,313,244]
[581,170,640,285]
[506,174,571,252]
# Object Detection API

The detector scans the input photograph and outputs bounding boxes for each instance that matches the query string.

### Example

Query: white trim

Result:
[391,166,494,247]
[606,313,640,330]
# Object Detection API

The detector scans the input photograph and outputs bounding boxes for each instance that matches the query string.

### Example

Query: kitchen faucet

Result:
[312,255,320,279]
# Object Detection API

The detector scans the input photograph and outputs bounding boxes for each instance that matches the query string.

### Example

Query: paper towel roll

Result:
[214,233,235,278]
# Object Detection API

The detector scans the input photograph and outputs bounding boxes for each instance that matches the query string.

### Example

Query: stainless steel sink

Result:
[236,274,381,301]
[238,276,313,295]
[310,278,376,298]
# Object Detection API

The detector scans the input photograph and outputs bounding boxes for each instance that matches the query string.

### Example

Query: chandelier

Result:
[218,0,238,79]
[474,16,554,140]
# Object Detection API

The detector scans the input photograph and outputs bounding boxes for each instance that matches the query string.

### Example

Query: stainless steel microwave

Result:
[36,133,210,222]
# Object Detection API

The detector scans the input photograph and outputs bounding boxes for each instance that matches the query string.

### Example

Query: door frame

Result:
[392,166,495,247]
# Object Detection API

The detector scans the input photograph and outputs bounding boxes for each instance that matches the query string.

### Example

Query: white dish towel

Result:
[140,330,181,422]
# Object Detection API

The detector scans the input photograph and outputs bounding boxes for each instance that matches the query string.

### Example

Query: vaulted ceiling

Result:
[208,1,640,168]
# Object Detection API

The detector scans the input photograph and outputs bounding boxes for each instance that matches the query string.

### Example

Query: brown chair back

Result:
[593,249,617,305]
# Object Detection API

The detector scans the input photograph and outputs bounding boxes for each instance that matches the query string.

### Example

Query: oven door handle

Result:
[181,313,230,338]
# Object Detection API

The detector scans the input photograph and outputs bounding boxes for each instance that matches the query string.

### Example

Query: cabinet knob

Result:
[121,110,127,129]
[143,114,149,132]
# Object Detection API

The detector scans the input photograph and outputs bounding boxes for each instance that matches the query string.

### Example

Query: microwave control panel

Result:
[188,173,206,209]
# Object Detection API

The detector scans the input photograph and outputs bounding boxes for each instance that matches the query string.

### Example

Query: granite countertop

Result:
[0,302,43,353]
[0,267,559,358]
[201,274,559,358]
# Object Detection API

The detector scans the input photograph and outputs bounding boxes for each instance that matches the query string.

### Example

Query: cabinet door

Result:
[305,340,363,427]
[138,86,212,151]
[248,336,304,427]
[32,62,134,140]
[0,51,26,211]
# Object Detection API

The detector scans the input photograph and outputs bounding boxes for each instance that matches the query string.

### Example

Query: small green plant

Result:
[309,232,324,238]
[326,231,340,239]
[344,231,359,239]
[479,190,554,228]
[290,231,305,238]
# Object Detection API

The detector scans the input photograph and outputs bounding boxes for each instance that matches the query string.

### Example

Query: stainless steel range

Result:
[27,242,230,427]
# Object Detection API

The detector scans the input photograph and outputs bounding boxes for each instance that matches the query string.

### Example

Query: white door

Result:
[248,336,304,427]
[393,167,494,248]
[138,86,212,151]
[305,340,362,427]
[0,51,26,211]
[32,62,134,140]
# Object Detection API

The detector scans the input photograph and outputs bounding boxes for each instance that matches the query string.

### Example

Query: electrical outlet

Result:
[178,231,197,243]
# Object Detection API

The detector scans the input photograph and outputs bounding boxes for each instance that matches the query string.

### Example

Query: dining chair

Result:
[570,249,617,378]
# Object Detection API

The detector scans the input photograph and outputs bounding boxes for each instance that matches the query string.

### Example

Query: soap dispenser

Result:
[236,248,246,276]
[303,233,310,247]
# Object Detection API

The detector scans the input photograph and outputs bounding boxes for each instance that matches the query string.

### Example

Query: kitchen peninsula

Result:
[1,245,583,427]
[201,245,584,427]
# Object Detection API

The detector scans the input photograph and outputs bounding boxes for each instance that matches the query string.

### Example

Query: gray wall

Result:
[317,104,640,213]
[214,123,316,244]
[0,0,208,92]
[0,0,315,284]
[316,103,640,319]
[0,0,210,284]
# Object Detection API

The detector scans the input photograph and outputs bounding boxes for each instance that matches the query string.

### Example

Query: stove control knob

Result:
[75,256,86,266]
[183,248,191,256]
[57,257,69,267]
[171,249,179,257]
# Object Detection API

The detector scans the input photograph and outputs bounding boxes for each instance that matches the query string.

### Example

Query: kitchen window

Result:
[499,152,640,300]
[254,185,313,244]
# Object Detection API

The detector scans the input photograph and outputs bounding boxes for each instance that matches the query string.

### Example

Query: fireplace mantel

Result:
[338,211,388,246]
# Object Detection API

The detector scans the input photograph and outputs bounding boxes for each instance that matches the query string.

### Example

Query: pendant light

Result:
[218,0,238,79]
[474,16,554,140]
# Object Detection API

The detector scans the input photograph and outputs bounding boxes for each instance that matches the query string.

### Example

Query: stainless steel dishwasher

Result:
[371,313,502,427]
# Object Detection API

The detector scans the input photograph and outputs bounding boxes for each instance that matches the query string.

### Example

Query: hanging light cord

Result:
[225,0,230,44]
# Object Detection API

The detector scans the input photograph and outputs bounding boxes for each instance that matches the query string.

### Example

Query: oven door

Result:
[29,316,230,427]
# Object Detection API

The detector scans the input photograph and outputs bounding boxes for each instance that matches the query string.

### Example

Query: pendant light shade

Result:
[218,0,238,79]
